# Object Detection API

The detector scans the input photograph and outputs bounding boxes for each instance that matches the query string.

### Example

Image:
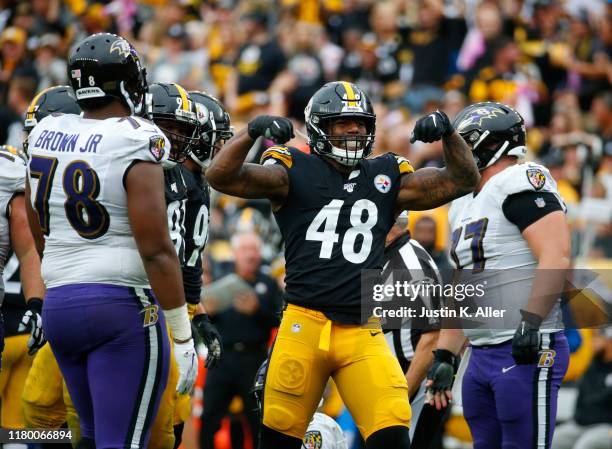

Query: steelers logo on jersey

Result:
[374,174,392,193]
[303,430,323,449]
[526,168,546,191]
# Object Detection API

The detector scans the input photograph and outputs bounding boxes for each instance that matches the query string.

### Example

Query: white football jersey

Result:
[0,146,26,303]
[448,162,565,345]
[27,113,170,289]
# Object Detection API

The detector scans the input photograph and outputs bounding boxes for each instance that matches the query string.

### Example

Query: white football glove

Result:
[174,339,198,394]
[18,298,46,355]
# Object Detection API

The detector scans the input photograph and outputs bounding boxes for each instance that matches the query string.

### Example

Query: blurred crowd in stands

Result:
[0,1,610,446]
[0,0,610,267]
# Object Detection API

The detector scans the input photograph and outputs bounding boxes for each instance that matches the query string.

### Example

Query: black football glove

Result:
[193,313,222,369]
[426,349,456,394]
[512,309,542,365]
[18,298,46,355]
[247,115,294,144]
[410,110,453,143]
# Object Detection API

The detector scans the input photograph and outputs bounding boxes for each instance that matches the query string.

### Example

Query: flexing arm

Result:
[397,111,479,212]
[206,116,294,207]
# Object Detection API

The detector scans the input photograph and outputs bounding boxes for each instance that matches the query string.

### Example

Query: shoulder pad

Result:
[0,145,26,166]
[260,146,293,168]
[497,162,557,196]
[391,153,414,175]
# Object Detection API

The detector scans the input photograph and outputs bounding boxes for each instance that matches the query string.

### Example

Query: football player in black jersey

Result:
[207,81,480,449]
[147,84,224,448]
[186,90,228,372]
[146,82,200,449]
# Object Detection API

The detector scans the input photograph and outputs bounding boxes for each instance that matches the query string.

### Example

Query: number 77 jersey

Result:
[448,162,564,271]
[261,145,414,324]
[27,113,170,289]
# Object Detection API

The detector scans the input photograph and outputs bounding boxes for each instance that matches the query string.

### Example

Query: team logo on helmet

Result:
[110,38,131,58]
[374,174,392,193]
[456,106,505,132]
[303,431,323,449]
[195,103,210,125]
[526,168,546,191]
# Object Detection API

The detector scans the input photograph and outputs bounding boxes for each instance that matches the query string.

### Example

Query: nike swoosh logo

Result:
[502,365,516,373]
[370,331,381,337]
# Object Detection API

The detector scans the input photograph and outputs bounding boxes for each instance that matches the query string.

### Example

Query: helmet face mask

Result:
[305,82,376,167]
[453,102,526,170]
[189,91,233,168]
[146,83,199,163]
[155,119,198,163]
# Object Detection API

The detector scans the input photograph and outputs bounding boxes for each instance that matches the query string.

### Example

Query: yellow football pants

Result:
[0,334,33,428]
[148,317,192,449]
[20,318,191,449]
[262,304,411,440]
[22,341,67,428]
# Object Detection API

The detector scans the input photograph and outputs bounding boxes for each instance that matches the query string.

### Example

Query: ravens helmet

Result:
[453,102,526,170]
[24,85,81,133]
[67,33,147,113]
[145,83,199,163]
[189,91,234,168]
[305,81,376,166]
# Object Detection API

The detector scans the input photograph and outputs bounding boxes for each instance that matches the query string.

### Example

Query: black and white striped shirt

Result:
[382,232,442,372]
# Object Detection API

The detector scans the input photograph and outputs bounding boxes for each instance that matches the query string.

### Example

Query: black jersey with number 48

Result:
[261,146,413,324]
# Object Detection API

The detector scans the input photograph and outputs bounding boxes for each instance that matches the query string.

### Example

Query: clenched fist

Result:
[410,110,453,143]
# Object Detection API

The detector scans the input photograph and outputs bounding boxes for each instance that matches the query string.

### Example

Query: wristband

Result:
[519,309,543,328]
[164,304,192,342]
[26,297,44,314]
[433,348,456,365]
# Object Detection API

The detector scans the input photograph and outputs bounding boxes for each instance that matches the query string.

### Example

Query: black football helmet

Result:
[453,102,526,170]
[305,81,376,166]
[67,33,147,113]
[189,91,234,168]
[145,83,199,163]
[24,85,81,133]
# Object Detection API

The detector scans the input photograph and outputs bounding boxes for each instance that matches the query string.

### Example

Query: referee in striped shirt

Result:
[382,212,447,448]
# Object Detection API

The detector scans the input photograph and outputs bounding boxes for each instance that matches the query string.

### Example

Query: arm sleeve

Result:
[182,264,203,304]
[502,191,564,232]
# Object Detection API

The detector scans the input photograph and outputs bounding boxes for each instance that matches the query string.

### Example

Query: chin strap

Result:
[120,81,135,114]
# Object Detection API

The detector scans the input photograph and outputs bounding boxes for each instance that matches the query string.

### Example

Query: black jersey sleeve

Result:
[182,264,202,304]
[502,191,564,232]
